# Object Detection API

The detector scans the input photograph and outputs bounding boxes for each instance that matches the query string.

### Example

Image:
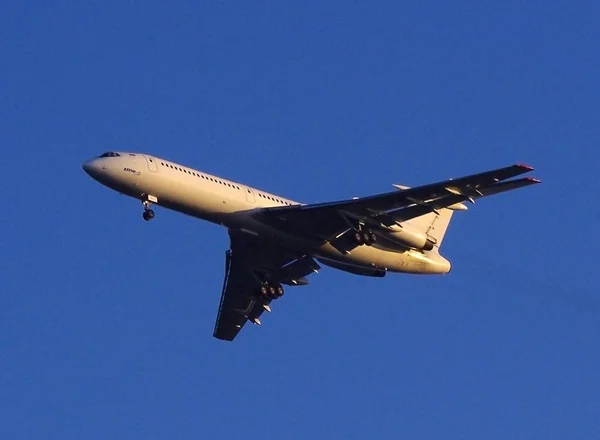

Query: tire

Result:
[363,232,372,246]
[354,232,363,244]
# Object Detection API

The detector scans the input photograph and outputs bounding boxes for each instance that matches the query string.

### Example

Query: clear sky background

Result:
[1,1,599,439]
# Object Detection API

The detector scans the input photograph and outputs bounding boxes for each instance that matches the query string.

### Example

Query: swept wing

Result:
[255,164,540,240]
[213,230,320,341]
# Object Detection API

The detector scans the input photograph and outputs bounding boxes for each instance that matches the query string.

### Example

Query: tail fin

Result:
[405,208,454,250]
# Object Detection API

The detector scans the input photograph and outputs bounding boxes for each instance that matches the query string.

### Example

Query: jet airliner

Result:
[82,151,540,341]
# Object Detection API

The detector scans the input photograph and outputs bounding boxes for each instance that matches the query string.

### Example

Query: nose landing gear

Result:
[141,197,157,221]
[142,208,155,221]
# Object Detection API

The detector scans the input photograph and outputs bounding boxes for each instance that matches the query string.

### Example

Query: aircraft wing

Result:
[213,230,320,341]
[255,164,540,240]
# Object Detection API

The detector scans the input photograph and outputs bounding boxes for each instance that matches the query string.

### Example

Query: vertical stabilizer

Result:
[404,208,454,249]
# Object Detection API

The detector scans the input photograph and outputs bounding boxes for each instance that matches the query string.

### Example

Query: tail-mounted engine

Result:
[379,224,436,251]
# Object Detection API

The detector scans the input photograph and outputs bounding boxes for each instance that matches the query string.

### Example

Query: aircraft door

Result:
[245,187,256,203]
[144,155,158,172]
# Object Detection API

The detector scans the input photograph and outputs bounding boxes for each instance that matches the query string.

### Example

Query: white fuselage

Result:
[82,152,451,275]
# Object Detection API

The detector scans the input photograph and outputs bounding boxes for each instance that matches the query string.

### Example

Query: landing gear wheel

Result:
[363,232,372,246]
[369,232,377,244]
[354,232,363,245]
[260,282,284,300]
[142,209,155,221]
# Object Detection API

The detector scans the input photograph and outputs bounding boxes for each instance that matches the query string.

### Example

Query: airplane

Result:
[82,151,540,341]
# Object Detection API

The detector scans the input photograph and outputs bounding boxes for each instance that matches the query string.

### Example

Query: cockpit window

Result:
[99,152,121,158]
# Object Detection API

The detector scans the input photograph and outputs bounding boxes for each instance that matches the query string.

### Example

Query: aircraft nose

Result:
[82,158,102,179]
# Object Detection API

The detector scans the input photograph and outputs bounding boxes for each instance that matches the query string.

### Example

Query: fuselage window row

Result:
[159,160,242,191]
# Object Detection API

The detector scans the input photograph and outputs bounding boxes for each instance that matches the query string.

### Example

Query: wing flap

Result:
[383,178,539,223]
[278,255,321,285]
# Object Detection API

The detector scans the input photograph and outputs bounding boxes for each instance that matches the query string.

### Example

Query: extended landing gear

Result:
[142,199,155,221]
[249,282,283,325]
[354,229,377,246]
[142,209,155,221]
[259,282,284,300]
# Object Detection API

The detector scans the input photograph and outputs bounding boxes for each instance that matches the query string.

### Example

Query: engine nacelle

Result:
[380,224,436,251]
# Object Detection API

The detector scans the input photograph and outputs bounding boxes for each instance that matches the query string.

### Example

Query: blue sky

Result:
[1,1,599,438]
